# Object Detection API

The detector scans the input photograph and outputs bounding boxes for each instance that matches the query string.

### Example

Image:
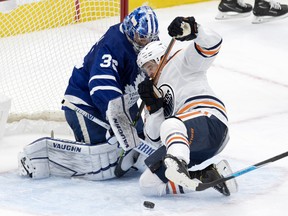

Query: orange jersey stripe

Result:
[195,44,221,56]
[177,100,226,114]
[166,136,188,146]
[169,181,177,194]
[177,110,202,120]
[177,110,211,120]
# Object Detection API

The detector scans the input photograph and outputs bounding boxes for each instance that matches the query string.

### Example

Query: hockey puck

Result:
[143,201,155,209]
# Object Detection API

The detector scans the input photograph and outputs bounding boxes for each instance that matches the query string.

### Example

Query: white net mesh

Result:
[0,0,124,122]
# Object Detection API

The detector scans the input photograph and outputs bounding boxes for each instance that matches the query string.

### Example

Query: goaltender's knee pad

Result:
[160,117,188,144]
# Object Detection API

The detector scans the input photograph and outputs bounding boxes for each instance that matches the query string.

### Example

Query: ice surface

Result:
[1,1,288,215]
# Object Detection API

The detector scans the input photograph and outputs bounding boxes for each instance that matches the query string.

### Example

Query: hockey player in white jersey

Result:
[136,16,237,196]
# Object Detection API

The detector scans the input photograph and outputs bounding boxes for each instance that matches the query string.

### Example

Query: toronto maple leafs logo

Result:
[123,71,146,107]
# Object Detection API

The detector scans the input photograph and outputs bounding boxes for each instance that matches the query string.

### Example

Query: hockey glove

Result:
[168,16,198,41]
[138,79,163,114]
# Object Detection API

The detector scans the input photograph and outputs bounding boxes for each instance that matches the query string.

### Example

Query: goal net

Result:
[0,0,128,123]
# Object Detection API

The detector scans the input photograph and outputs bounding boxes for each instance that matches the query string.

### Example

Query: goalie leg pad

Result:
[47,138,121,180]
[88,142,122,180]
[18,137,122,180]
[18,137,50,179]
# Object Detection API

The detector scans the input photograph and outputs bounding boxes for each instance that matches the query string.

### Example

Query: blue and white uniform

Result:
[63,23,145,144]
[63,5,159,145]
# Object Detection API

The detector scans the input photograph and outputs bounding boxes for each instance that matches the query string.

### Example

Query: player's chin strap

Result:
[61,99,157,157]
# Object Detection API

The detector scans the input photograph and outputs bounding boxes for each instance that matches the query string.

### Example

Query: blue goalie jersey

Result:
[63,23,145,129]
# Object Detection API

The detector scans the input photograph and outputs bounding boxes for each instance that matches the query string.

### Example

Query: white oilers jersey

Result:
[159,25,227,124]
[144,25,227,142]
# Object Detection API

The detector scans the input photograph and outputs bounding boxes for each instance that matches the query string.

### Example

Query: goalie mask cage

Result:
[0,0,128,123]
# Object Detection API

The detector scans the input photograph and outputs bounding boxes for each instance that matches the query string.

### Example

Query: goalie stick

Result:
[61,99,110,130]
[186,151,288,191]
[61,99,157,157]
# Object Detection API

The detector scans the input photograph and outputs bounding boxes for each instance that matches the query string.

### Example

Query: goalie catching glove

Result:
[168,16,198,41]
[138,78,163,114]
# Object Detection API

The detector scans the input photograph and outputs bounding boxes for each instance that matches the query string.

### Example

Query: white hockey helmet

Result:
[137,41,167,68]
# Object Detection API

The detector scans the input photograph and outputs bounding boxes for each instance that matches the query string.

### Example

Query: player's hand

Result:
[168,16,198,41]
[138,78,163,114]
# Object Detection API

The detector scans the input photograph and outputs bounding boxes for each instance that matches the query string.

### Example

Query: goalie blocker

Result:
[107,93,142,151]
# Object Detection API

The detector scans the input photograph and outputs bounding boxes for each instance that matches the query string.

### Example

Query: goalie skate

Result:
[215,0,252,20]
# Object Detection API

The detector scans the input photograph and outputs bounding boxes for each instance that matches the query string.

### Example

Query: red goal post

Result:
[121,0,128,21]
[0,0,129,123]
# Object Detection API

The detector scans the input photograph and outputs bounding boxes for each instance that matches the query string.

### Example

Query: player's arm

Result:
[192,24,222,58]
[168,16,222,47]
[88,46,123,120]
[143,109,165,145]
[138,78,165,146]
[168,16,222,70]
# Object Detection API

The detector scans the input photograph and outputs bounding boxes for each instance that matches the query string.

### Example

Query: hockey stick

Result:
[132,37,176,126]
[62,99,110,130]
[61,99,157,157]
[193,151,288,191]
[152,37,176,83]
